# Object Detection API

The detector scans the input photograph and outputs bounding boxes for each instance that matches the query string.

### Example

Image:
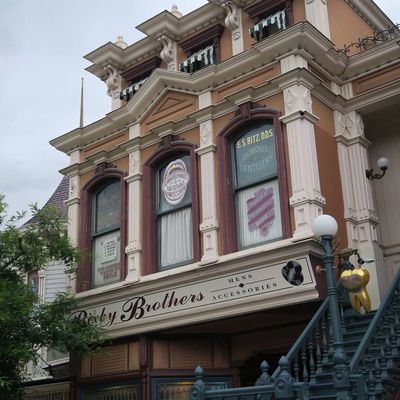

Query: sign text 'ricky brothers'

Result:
[71,256,313,329]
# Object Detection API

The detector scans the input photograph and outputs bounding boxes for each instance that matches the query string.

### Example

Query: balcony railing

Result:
[179,45,215,73]
[119,77,148,101]
[250,9,287,42]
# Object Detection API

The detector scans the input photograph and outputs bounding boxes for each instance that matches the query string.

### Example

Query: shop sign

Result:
[71,256,314,330]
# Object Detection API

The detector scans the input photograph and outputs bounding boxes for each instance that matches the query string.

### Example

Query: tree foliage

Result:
[0,195,104,398]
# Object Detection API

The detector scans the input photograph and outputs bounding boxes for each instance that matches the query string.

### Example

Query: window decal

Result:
[161,159,190,205]
[247,186,275,236]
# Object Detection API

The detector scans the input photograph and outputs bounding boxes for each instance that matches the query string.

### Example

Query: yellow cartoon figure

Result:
[339,267,371,313]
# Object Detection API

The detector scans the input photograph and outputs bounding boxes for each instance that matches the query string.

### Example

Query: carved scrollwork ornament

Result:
[222,1,239,31]
[158,35,174,64]
[104,64,119,97]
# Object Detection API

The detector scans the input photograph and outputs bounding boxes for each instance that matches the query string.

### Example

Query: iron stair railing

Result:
[190,270,400,399]
[349,269,400,399]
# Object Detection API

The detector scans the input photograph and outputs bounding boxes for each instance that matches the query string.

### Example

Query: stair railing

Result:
[349,269,400,398]
[190,357,308,400]
[271,283,348,384]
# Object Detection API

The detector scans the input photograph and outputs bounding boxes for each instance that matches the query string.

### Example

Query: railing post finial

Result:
[255,360,272,385]
[190,366,206,400]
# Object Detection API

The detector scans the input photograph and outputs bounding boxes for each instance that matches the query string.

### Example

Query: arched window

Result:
[79,163,126,292]
[217,103,290,254]
[91,180,121,287]
[143,137,200,274]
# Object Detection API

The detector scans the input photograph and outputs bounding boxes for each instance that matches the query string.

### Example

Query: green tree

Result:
[0,195,104,399]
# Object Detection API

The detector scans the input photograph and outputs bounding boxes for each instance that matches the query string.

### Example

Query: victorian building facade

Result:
[50,1,400,399]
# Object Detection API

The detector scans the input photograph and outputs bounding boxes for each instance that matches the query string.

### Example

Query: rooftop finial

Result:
[115,35,128,49]
[79,77,84,129]
[171,4,182,18]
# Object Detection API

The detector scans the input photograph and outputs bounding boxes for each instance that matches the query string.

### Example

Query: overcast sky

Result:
[0,1,399,223]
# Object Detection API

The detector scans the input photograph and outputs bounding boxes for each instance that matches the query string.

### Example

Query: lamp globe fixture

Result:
[312,214,338,238]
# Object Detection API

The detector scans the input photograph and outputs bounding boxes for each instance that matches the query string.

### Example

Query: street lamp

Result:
[312,215,351,399]
[365,156,389,180]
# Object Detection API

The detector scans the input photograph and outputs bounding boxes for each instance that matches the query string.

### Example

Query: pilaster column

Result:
[209,0,244,55]
[334,111,387,308]
[196,92,219,264]
[124,124,142,282]
[279,56,325,239]
[104,64,123,111]
[158,34,178,71]
[304,0,331,39]
[65,150,80,293]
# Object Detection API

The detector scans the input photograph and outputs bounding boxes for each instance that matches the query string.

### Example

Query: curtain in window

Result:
[237,180,282,248]
[159,207,193,268]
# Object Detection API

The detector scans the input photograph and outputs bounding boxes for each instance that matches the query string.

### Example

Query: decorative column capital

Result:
[334,111,365,140]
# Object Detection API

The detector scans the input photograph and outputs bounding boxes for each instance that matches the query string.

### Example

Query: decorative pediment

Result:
[141,91,198,133]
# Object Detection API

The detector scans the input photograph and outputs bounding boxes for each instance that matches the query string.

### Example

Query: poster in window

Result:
[234,124,277,187]
[159,156,191,213]
[93,230,121,287]
[237,181,282,248]
[247,186,275,236]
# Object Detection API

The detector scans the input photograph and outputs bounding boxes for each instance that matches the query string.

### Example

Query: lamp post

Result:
[312,215,352,400]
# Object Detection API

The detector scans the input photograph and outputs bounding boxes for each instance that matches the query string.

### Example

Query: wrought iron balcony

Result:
[179,45,215,73]
[249,9,287,42]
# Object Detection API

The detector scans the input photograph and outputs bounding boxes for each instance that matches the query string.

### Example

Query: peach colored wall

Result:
[176,45,187,66]
[81,131,128,160]
[220,25,233,61]
[212,64,280,104]
[328,0,374,53]
[312,97,347,245]
[242,9,257,50]
[79,156,129,191]
[292,0,306,23]
[353,63,400,95]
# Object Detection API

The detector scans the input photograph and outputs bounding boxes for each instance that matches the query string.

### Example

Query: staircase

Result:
[307,312,375,400]
[190,269,400,400]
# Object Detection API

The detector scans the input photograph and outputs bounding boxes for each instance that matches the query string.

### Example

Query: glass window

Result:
[151,377,231,400]
[92,181,121,287]
[157,156,193,270]
[82,382,140,400]
[233,123,283,249]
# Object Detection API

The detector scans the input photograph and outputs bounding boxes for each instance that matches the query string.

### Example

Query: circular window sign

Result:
[282,261,304,286]
[161,159,190,205]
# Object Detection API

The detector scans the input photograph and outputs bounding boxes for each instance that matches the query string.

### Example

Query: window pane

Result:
[153,378,229,400]
[93,230,121,287]
[237,180,282,248]
[234,124,277,187]
[95,181,121,233]
[159,156,191,213]
[159,208,193,268]
[83,384,139,400]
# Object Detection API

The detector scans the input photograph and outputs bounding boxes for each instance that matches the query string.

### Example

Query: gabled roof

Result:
[23,176,69,226]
